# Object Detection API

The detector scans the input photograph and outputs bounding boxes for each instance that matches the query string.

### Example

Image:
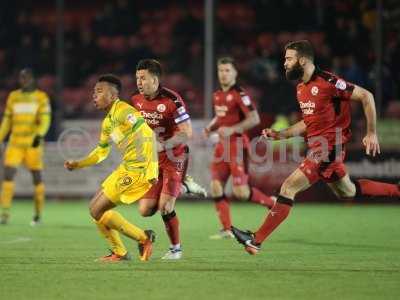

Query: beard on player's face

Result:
[285,60,304,80]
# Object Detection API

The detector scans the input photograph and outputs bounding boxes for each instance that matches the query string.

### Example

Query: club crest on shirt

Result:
[311,86,319,96]
[157,103,166,112]
[241,95,251,105]
[226,94,233,102]
[335,79,347,90]
[120,176,133,186]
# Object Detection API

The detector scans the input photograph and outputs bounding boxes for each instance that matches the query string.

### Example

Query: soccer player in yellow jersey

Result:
[64,74,158,262]
[0,69,51,225]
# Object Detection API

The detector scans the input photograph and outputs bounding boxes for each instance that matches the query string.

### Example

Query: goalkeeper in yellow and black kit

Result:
[0,69,51,225]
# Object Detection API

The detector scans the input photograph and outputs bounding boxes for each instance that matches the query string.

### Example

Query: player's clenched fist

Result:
[262,128,280,140]
[64,160,79,171]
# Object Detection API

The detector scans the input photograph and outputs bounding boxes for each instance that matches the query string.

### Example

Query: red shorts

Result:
[299,146,347,184]
[143,146,189,199]
[210,139,249,186]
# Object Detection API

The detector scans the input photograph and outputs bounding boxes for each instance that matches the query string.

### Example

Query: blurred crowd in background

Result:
[0,0,399,124]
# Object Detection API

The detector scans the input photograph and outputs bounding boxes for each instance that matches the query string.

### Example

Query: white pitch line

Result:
[1,237,32,244]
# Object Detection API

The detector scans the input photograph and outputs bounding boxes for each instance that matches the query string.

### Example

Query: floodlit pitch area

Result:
[1,201,399,300]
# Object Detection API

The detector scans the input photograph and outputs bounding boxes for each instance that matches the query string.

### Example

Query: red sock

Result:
[357,179,400,197]
[254,196,293,244]
[214,196,231,231]
[250,187,276,209]
[162,211,180,245]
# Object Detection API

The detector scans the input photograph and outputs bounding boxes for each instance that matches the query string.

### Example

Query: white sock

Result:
[171,244,181,250]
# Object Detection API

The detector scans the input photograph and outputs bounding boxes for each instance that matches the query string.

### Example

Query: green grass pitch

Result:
[0,200,399,300]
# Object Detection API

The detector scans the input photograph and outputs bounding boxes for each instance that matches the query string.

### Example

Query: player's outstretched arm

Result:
[350,85,380,157]
[262,120,306,140]
[64,144,111,171]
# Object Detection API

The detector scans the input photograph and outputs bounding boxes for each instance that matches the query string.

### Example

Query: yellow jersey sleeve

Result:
[0,92,14,142]
[76,118,111,168]
[36,91,51,137]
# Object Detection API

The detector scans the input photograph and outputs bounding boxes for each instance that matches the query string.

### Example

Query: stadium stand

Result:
[0,0,399,120]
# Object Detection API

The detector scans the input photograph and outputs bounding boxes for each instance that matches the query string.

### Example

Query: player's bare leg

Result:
[232,184,276,209]
[158,193,182,259]
[232,168,311,254]
[138,198,159,217]
[210,183,276,239]
[327,174,356,199]
[328,173,400,200]
[0,166,17,225]
[209,179,234,239]
[30,170,44,226]
[90,191,155,262]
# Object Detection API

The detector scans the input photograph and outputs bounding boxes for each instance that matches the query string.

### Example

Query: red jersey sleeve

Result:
[333,77,355,101]
[235,89,255,114]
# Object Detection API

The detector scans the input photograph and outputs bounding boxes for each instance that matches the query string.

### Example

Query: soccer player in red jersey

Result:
[132,59,192,259]
[204,57,276,239]
[232,40,400,255]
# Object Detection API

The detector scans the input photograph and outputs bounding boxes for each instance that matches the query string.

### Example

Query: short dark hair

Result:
[97,74,122,93]
[285,40,314,61]
[217,56,237,69]
[136,59,162,78]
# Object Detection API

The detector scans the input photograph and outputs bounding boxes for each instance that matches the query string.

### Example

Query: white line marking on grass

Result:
[1,237,32,244]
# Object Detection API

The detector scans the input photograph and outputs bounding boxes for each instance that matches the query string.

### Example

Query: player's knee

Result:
[4,167,17,181]
[31,171,42,185]
[232,187,250,201]
[89,204,102,221]
[210,180,223,198]
[279,181,297,200]
[336,185,356,199]
[159,200,175,215]
[159,204,174,215]
[138,205,157,217]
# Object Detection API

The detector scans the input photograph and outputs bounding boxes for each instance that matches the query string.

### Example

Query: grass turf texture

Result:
[0,201,399,300]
